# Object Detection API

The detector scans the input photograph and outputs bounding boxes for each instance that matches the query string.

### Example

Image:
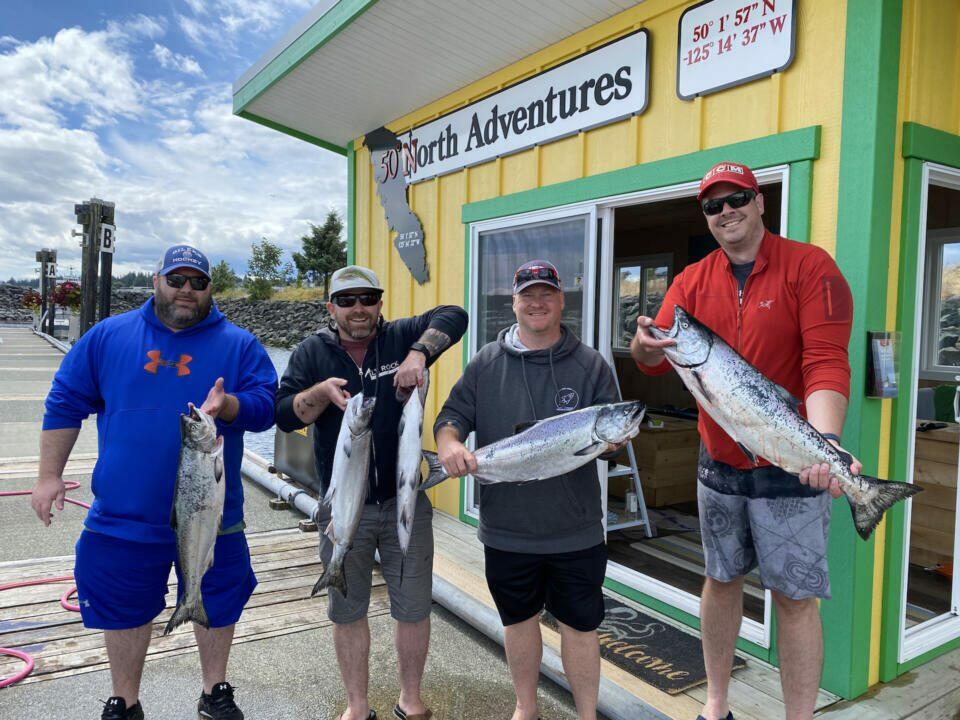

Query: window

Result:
[612,255,672,352]
[921,228,960,380]
[475,216,589,347]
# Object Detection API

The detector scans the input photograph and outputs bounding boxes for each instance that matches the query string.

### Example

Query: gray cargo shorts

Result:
[697,454,832,600]
[318,492,434,624]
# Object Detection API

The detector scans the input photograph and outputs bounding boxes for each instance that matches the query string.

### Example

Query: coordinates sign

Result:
[379,29,649,185]
[677,0,796,100]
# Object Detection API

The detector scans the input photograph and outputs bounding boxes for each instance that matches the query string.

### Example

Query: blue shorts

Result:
[74,530,258,630]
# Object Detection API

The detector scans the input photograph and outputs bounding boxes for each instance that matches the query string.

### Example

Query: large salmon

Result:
[649,305,920,540]
[423,401,645,487]
[165,405,224,635]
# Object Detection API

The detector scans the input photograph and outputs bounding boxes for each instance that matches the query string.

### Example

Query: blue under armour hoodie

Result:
[43,298,277,543]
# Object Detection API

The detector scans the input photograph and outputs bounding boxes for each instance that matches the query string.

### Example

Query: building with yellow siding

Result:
[235,0,960,705]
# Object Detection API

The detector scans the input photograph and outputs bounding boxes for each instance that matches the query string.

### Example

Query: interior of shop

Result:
[605,184,782,624]
[905,182,959,629]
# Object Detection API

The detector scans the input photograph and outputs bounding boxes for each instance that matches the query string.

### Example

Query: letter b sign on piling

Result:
[100,224,116,254]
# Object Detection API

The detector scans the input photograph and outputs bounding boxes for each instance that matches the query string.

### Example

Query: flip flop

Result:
[393,705,432,720]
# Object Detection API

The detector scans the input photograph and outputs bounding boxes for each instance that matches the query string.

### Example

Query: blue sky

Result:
[0,0,346,280]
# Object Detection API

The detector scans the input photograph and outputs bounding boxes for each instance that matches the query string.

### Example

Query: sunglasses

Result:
[514,266,560,285]
[701,189,757,216]
[332,293,381,308]
[165,274,210,291]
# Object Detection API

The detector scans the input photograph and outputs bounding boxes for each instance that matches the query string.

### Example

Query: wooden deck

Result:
[0,529,388,686]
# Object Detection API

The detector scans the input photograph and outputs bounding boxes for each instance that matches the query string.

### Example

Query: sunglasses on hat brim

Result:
[701,189,757,216]
[514,266,560,286]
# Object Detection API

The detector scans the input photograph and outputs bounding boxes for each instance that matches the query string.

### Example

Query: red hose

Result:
[0,480,89,688]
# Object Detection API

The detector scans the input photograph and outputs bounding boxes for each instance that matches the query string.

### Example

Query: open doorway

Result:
[603,182,782,628]
[901,167,960,660]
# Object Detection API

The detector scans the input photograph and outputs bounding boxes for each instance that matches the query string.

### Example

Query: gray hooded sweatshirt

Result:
[434,324,618,553]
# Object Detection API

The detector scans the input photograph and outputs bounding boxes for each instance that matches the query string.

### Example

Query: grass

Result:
[271,286,327,302]
[212,285,329,302]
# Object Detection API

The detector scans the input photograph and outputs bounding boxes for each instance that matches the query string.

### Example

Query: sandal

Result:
[393,705,432,720]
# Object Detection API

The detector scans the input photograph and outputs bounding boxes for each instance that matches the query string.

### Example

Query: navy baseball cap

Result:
[513,260,562,294]
[157,245,211,279]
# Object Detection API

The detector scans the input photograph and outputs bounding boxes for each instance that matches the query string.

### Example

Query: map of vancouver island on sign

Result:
[364,126,429,284]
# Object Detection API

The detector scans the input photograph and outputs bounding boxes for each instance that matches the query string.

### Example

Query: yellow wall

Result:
[352,0,849,517]
[871,0,960,685]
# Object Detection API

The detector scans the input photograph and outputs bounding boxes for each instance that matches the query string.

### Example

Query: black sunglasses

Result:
[701,189,757,216]
[332,292,381,308]
[165,274,210,291]
[514,266,560,285]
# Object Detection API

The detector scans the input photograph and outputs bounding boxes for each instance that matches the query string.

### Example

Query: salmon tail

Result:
[311,562,347,599]
[420,451,449,490]
[163,595,209,635]
[848,476,923,541]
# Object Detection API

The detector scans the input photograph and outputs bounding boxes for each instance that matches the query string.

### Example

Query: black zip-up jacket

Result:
[275,306,468,503]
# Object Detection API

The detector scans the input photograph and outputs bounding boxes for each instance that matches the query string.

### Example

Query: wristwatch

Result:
[410,341,431,359]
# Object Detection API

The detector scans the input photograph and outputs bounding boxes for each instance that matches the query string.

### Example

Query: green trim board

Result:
[829,0,903,699]
[902,121,960,165]
[237,110,347,156]
[458,129,819,666]
[882,126,960,681]
[347,141,356,265]
[234,0,380,116]
[881,155,924,682]
[462,126,821,224]
[459,221,478,529]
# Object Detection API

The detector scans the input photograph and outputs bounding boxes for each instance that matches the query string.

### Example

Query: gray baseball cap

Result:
[329,265,383,297]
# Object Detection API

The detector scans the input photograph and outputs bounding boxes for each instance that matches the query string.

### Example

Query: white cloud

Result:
[152,44,203,77]
[0,11,346,280]
[178,0,312,51]
[0,27,142,130]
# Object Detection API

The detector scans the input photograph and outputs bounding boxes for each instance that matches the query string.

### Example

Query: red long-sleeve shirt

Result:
[638,230,853,469]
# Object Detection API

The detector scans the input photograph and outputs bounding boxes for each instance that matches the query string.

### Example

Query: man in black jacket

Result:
[434,260,618,720]
[275,265,467,720]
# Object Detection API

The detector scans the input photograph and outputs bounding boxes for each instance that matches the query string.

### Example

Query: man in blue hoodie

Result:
[435,260,619,720]
[31,245,277,720]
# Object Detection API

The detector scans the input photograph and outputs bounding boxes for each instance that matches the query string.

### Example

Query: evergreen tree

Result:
[210,260,239,294]
[292,210,347,298]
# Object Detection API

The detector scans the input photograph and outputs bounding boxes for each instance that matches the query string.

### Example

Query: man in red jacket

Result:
[630,162,860,720]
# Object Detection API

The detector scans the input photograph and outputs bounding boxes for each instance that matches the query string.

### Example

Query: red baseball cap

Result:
[697,162,760,200]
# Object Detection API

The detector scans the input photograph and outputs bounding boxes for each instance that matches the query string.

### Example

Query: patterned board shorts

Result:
[697,452,833,600]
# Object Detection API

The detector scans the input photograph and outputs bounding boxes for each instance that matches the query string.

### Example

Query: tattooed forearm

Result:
[293,385,329,424]
[415,328,452,359]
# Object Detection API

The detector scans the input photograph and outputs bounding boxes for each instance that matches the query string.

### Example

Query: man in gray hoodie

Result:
[434,259,618,720]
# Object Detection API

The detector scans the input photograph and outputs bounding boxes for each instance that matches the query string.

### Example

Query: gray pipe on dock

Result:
[240,453,320,522]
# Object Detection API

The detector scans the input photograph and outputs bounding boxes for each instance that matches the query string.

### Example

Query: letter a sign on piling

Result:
[100,224,116,254]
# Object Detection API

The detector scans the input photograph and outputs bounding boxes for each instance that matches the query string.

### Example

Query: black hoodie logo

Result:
[555,387,580,412]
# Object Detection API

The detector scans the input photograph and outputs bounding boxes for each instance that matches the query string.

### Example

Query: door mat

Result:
[541,595,746,694]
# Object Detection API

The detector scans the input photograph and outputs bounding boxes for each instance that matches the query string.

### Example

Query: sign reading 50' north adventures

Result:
[380,30,649,185]
[677,0,796,100]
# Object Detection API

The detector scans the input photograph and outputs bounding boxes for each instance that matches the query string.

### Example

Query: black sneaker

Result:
[198,682,244,720]
[101,697,144,720]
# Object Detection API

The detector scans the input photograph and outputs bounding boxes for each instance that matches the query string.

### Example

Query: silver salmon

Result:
[164,405,224,635]
[423,402,645,487]
[312,394,377,598]
[649,305,921,540]
[396,369,429,561]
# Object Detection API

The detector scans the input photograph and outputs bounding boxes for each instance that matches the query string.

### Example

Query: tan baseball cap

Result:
[329,265,383,297]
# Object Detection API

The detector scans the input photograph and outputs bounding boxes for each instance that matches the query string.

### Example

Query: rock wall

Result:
[0,284,329,348]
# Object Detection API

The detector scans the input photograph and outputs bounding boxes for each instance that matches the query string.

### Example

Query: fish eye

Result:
[681,321,689,329]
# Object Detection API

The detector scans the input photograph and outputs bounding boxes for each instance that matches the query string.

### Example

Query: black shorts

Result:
[483,542,608,632]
